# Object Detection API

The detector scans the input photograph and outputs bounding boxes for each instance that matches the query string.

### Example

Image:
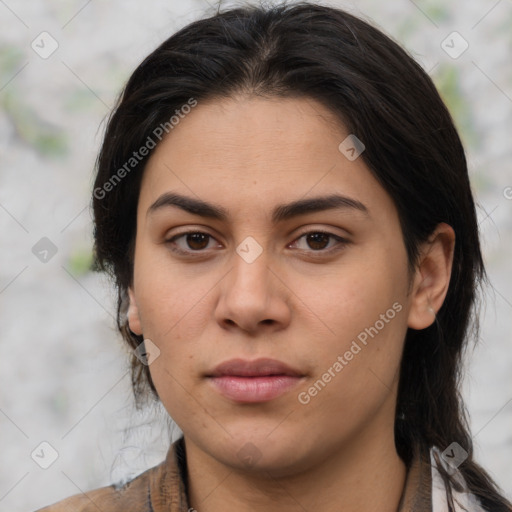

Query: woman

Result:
[37,2,512,511]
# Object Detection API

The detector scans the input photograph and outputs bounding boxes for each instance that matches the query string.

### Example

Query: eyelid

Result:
[164,229,221,256]
[164,226,351,257]
[288,229,350,254]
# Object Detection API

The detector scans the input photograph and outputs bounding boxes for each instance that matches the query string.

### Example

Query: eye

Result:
[165,231,220,255]
[165,229,349,256]
[289,230,349,253]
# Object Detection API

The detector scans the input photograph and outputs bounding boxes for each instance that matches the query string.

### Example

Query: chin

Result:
[209,428,315,477]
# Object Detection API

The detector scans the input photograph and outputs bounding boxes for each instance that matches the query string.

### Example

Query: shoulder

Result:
[34,461,164,512]
[34,437,189,512]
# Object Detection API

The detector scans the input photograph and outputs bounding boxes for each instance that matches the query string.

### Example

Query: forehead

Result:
[142,95,346,181]
[138,95,395,223]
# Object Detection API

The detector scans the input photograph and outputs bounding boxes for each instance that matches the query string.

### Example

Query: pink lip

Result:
[206,358,305,403]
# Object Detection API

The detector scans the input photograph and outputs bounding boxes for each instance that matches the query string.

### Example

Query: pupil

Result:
[187,233,208,250]
[307,233,329,250]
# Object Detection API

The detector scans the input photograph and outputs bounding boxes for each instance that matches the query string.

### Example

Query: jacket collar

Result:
[150,437,434,512]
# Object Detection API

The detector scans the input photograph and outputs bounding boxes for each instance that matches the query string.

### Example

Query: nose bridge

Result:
[215,235,290,332]
[230,240,271,300]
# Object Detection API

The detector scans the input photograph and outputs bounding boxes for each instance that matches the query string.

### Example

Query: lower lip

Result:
[208,375,302,403]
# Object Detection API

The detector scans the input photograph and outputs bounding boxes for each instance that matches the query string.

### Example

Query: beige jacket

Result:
[35,437,486,512]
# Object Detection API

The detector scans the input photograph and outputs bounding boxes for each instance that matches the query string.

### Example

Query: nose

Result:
[214,247,291,334]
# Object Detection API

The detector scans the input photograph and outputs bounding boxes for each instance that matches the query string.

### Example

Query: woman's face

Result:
[127,95,427,475]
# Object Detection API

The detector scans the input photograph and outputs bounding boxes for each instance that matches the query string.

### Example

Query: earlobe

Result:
[127,287,143,336]
[407,223,455,330]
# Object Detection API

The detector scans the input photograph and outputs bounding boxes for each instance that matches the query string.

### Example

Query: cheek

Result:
[296,249,408,396]
[297,291,407,439]
[298,254,406,344]
[133,245,213,341]
[132,260,211,396]
[136,281,208,374]
[142,306,208,431]
[149,359,215,436]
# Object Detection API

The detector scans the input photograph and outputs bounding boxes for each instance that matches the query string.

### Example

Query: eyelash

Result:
[164,230,350,257]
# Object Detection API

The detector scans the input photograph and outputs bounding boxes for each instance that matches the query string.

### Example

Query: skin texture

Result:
[127,95,455,512]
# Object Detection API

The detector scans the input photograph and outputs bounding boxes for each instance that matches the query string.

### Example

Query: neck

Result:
[185,422,407,512]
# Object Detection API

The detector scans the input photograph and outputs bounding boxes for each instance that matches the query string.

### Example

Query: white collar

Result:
[430,446,486,512]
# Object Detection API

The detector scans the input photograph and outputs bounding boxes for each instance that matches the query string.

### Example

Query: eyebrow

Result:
[146,192,369,223]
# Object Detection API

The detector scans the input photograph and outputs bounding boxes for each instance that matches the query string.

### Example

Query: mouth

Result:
[206,358,306,403]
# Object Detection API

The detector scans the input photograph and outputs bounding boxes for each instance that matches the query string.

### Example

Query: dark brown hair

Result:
[91,2,511,510]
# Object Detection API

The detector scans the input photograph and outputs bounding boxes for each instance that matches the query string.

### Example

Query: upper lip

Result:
[207,358,304,378]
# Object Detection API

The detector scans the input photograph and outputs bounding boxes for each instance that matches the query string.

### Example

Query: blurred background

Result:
[1,0,511,510]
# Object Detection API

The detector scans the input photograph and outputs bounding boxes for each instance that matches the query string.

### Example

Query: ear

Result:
[407,222,455,330]
[127,287,143,336]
